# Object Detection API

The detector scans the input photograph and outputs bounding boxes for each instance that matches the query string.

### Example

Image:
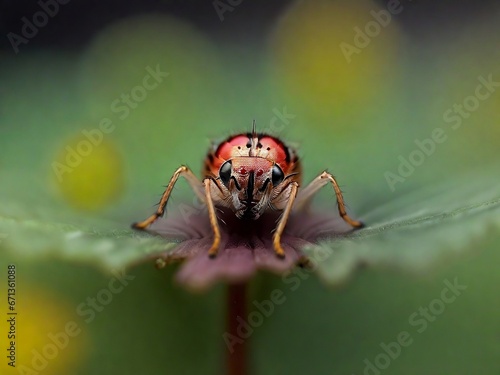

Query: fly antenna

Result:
[251,119,257,138]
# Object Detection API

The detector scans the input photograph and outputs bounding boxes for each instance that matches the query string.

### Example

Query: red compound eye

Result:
[216,135,249,160]
[256,169,264,177]
[260,136,289,169]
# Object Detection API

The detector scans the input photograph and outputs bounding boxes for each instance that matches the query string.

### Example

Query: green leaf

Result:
[0,199,174,271]
[1,170,498,286]
[305,171,500,284]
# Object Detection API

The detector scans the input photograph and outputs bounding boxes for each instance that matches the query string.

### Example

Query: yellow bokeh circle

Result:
[52,130,124,211]
[270,0,403,130]
[0,286,88,375]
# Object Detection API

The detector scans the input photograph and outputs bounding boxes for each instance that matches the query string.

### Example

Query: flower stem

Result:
[226,282,248,375]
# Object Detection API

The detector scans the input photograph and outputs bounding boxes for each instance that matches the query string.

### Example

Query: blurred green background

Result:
[0,1,499,374]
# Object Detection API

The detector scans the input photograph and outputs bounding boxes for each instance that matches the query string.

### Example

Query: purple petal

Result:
[142,206,357,291]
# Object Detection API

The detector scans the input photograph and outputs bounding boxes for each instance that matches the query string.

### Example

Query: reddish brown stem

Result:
[226,282,248,375]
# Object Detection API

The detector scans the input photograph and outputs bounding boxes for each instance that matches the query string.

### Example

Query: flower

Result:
[141,207,359,291]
